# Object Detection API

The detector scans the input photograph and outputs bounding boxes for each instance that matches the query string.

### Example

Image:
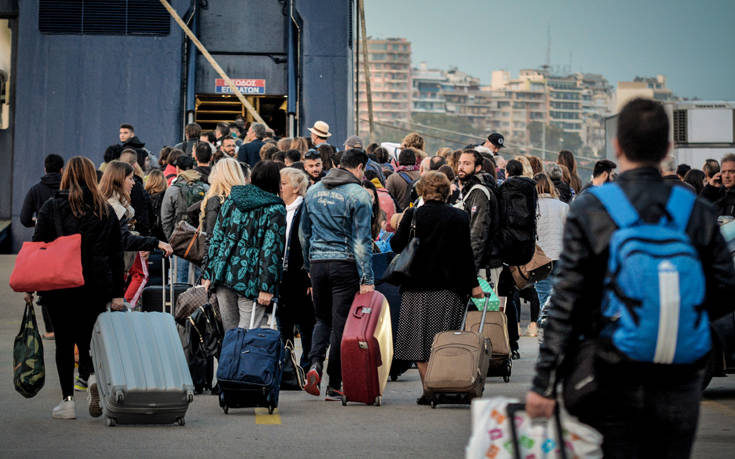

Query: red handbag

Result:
[10,201,85,292]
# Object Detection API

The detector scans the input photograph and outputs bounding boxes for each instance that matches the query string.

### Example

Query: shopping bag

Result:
[472,277,500,311]
[465,397,603,459]
[13,301,45,398]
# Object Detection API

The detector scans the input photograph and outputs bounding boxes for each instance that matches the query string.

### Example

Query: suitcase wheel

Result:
[105,417,117,427]
[341,396,347,407]
[374,395,382,407]
[268,405,274,415]
[222,405,229,415]
[430,398,437,409]
[177,417,186,426]
[503,375,510,383]
[390,374,398,382]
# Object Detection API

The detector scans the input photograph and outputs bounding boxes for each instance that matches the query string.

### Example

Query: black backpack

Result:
[497,176,538,266]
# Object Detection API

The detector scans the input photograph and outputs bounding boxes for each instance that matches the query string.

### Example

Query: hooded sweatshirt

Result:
[299,167,374,285]
[204,185,286,299]
[20,173,62,227]
[160,170,208,238]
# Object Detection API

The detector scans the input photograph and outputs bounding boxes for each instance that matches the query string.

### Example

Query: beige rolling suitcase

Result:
[423,296,491,408]
[464,306,512,382]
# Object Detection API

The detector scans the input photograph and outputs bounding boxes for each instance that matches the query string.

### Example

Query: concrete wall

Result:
[8,0,187,250]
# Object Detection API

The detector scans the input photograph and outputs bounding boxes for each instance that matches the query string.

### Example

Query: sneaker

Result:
[304,365,321,397]
[52,398,76,420]
[87,378,102,418]
[74,377,88,392]
[526,322,538,337]
[325,386,344,401]
[511,350,521,360]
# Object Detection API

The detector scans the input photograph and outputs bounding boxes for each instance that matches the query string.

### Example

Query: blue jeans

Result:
[175,256,201,284]
[536,261,559,325]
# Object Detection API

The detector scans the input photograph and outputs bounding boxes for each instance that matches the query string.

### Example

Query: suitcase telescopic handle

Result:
[460,293,490,333]
[249,297,279,330]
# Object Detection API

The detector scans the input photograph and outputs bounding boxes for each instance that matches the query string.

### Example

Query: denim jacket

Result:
[299,168,374,285]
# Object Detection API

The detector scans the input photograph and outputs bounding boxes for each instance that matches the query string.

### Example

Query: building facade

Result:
[357,37,412,134]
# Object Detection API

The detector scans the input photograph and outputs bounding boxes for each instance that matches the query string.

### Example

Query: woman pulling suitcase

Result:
[26,157,125,419]
[389,171,483,405]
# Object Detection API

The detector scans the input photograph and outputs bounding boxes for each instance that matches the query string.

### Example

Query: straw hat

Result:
[308,121,332,138]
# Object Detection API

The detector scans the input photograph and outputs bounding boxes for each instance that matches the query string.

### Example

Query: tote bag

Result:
[10,201,84,292]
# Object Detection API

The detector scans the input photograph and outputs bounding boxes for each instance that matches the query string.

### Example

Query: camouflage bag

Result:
[13,300,45,398]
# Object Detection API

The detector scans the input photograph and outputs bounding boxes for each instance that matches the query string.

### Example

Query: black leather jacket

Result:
[532,167,735,397]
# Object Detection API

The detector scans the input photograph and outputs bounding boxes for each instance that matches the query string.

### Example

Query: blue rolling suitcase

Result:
[217,301,285,414]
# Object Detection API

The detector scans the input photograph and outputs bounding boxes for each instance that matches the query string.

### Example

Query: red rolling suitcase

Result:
[340,291,393,406]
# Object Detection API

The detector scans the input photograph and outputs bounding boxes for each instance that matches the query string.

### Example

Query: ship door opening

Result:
[194,94,287,137]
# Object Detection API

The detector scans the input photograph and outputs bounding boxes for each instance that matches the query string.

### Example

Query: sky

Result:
[364,0,735,100]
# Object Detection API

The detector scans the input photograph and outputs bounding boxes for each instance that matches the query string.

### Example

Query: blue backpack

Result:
[590,184,710,364]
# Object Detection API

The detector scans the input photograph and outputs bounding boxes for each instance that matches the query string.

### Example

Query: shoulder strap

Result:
[588,183,639,228]
[398,172,413,185]
[467,184,491,201]
[664,185,696,231]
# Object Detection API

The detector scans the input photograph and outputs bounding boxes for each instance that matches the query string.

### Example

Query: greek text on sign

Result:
[215,79,266,95]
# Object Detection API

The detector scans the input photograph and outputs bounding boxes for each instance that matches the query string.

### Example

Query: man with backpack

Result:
[526,98,735,458]
[161,155,209,282]
[386,148,420,210]
[455,149,499,274]
[496,159,538,359]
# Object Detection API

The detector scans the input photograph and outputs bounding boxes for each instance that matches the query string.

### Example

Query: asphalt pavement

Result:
[0,255,733,458]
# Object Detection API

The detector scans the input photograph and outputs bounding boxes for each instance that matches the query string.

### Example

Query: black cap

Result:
[488,133,505,148]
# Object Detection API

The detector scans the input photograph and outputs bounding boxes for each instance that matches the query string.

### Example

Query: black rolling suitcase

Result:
[141,257,190,313]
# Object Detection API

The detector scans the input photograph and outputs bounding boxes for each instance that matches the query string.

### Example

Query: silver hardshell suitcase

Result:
[91,309,194,426]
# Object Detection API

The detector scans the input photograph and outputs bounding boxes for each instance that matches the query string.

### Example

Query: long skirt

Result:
[394,287,466,362]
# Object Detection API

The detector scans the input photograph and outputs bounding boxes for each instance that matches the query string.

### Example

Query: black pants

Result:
[575,363,704,458]
[278,274,316,369]
[308,260,360,389]
[40,303,54,334]
[45,294,104,398]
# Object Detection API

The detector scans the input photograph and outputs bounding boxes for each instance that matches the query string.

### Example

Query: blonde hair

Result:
[277,137,293,152]
[401,132,424,151]
[290,137,309,155]
[514,155,534,179]
[199,158,246,222]
[436,147,452,160]
[280,167,309,197]
[145,169,167,195]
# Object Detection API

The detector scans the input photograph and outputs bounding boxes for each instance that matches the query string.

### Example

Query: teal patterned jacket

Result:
[203,184,286,299]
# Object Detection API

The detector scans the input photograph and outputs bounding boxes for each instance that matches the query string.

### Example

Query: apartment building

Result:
[357,38,412,134]
[615,75,674,112]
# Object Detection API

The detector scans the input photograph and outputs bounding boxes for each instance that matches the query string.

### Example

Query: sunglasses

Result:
[304,149,321,160]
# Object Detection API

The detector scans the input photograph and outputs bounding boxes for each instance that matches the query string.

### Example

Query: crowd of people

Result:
[18,99,735,457]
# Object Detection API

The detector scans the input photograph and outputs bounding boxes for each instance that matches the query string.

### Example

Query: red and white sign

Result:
[215,78,266,95]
